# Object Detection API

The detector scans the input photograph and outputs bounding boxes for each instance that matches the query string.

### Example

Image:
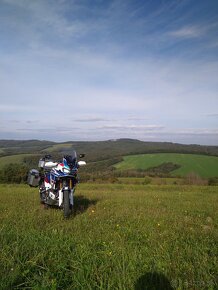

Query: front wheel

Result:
[63,189,71,218]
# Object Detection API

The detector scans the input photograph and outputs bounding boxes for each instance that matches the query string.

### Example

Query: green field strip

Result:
[115,153,218,178]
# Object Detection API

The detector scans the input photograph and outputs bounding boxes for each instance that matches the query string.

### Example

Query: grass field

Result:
[115,153,218,178]
[0,183,217,289]
[117,177,183,185]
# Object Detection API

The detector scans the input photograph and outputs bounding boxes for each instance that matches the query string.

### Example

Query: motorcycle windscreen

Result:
[65,151,77,169]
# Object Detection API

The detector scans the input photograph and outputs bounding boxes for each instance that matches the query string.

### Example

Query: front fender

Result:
[59,190,63,207]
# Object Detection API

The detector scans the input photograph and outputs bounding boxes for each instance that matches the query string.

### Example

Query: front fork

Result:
[58,180,75,207]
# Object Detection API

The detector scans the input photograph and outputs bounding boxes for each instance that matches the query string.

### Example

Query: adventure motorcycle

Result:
[27,151,86,218]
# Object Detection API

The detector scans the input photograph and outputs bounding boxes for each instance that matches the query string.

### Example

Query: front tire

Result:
[63,189,70,218]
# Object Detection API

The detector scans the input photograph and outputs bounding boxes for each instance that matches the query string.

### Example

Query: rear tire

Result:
[43,203,49,210]
[63,189,70,218]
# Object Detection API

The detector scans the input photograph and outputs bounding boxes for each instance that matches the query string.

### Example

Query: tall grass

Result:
[0,184,217,289]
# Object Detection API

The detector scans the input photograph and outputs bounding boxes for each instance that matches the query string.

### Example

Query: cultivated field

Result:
[115,153,218,178]
[0,183,217,289]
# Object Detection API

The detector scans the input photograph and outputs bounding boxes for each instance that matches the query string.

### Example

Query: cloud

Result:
[169,25,204,39]
[25,120,39,124]
[16,127,79,133]
[167,21,218,50]
[0,105,34,112]
[163,128,218,136]
[206,113,218,117]
[96,125,218,137]
[99,125,165,131]
[9,120,22,123]
[1,0,86,40]
[127,117,149,121]
[74,117,108,122]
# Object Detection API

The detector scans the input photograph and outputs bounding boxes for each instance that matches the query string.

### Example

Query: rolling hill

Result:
[1,139,218,179]
[1,138,218,160]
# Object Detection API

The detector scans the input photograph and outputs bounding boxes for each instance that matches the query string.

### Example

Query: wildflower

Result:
[157,223,160,226]
[206,217,213,223]
[91,210,95,213]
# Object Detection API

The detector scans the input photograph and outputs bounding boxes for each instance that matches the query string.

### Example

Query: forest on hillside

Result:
[1,138,218,159]
[0,139,218,184]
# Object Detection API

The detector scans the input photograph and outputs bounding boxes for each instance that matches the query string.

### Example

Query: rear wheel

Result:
[39,188,46,204]
[63,189,70,218]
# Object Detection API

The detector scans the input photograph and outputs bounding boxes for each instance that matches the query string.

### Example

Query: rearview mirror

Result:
[79,154,85,158]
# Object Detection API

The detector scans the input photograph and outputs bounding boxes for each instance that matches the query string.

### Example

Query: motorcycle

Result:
[27,151,86,218]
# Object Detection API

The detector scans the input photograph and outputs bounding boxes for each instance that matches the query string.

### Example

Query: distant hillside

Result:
[0,139,218,161]
[0,140,55,156]
[1,139,218,181]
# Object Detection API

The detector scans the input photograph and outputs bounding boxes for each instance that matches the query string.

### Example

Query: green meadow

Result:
[0,183,217,289]
[115,153,218,178]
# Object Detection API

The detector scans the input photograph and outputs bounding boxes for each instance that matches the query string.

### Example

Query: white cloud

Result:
[74,118,108,122]
[206,113,218,117]
[99,124,165,131]
[0,104,34,112]
[169,25,204,38]
[163,128,218,136]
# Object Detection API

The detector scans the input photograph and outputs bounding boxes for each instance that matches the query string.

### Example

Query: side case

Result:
[27,169,40,187]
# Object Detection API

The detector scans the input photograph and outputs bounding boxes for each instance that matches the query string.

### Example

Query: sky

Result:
[0,0,218,145]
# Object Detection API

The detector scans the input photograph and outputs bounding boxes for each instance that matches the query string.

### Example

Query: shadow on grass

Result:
[135,272,174,290]
[41,195,98,217]
[73,195,98,216]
